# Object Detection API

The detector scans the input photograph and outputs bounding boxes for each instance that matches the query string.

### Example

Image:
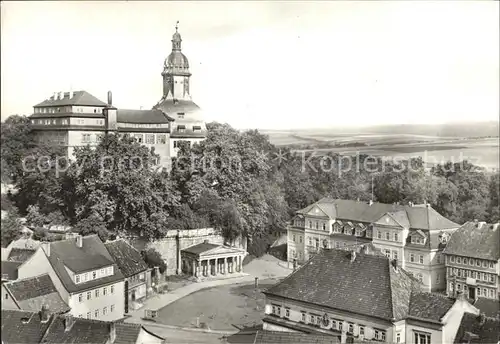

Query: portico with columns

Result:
[181,240,247,280]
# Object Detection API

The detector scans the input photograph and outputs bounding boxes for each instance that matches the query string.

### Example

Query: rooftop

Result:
[7,247,37,262]
[473,298,500,319]
[454,313,500,344]
[4,274,70,314]
[264,248,421,321]
[116,109,174,124]
[104,239,149,278]
[34,91,108,108]
[443,221,500,261]
[1,309,54,344]
[182,242,220,255]
[408,292,456,322]
[1,261,22,280]
[297,198,459,230]
[44,235,124,293]
[227,330,340,344]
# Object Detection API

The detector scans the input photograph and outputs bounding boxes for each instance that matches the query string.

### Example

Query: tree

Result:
[1,208,23,247]
[1,115,35,184]
[487,173,499,222]
[141,248,167,274]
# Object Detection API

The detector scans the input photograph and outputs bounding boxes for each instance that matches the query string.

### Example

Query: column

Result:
[192,259,196,277]
[239,255,243,272]
[224,258,227,274]
[214,258,218,276]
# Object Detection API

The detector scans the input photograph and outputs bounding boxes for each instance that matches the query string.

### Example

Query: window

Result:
[366,229,372,238]
[103,287,107,296]
[477,288,481,296]
[490,274,495,283]
[414,332,431,344]
[472,271,477,279]
[335,242,340,249]
[377,231,382,239]
[94,309,99,318]
[436,254,441,264]
[82,134,91,143]
[463,258,467,265]
[322,223,326,230]
[410,254,415,263]
[384,249,391,258]
[103,307,107,315]
[396,333,401,343]
[285,308,290,318]
[110,305,114,312]
[315,222,319,229]
[145,134,155,144]
[331,319,337,330]
[177,125,186,133]
[299,236,303,243]
[75,275,80,283]
[392,251,399,260]
[96,133,104,142]
[78,294,83,302]
[436,273,441,284]
[315,238,319,249]
[359,326,365,336]
[417,273,424,283]
[483,261,488,268]
[86,292,91,300]
[385,232,390,241]
[394,233,399,241]
[95,289,99,298]
[457,257,462,264]
[355,229,361,236]
[177,112,185,119]
[308,221,312,228]
[490,262,495,268]
[134,134,144,143]
[489,289,494,298]
[457,283,462,291]
[308,237,312,246]
[338,321,343,332]
[87,312,91,319]
[92,271,97,280]
[348,323,354,334]
[301,312,306,322]
[458,270,462,277]
[77,119,85,125]
[374,330,385,341]
[483,288,487,296]
[451,256,455,263]
[476,259,480,266]
[156,134,167,144]
[419,255,424,264]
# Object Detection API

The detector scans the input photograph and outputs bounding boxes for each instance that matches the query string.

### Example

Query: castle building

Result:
[29,24,206,168]
[287,198,459,292]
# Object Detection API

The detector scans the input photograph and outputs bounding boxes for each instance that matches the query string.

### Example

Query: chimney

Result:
[52,92,57,100]
[473,219,478,224]
[59,91,64,100]
[107,91,113,106]
[75,234,83,248]
[424,200,427,205]
[478,222,486,229]
[369,200,373,206]
[477,313,486,327]
[42,241,50,257]
[69,90,74,99]
[456,290,467,302]
[349,250,356,263]
[39,304,50,323]
[63,313,74,332]
[109,322,116,343]
[391,259,398,271]
[204,239,209,244]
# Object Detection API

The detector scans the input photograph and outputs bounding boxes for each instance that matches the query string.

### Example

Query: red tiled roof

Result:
[444,221,500,261]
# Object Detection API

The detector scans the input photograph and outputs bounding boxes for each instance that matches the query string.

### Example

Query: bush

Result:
[247,234,272,258]
[141,248,167,274]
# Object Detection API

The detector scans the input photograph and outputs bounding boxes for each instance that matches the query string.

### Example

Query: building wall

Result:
[17,248,69,301]
[372,221,408,267]
[404,320,442,344]
[1,284,19,310]
[264,295,394,343]
[68,280,125,321]
[445,254,499,299]
[146,228,225,275]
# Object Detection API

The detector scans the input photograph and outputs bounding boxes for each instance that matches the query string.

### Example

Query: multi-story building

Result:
[263,248,479,344]
[16,234,126,321]
[443,221,500,301]
[104,239,152,313]
[288,198,459,292]
[29,24,206,168]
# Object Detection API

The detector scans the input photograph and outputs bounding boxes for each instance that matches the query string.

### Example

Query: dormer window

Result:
[177,112,185,119]
[193,125,201,132]
[177,125,185,133]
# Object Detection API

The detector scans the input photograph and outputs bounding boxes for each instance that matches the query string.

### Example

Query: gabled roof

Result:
[408,292,456,322]
[264,249,420,321]
[44,235,124,293]
[34,91,108,107]
[444,222,500,261]
[182,242,219,255]
[114,323,164,344]
[454,313,500,344]
[256,331,339,344]
[153,99,201,115]
[297,198,458,230]
[4,274,70,314]
[104,239,148,278]
[42,316,110,344]
[7,247,37,262]
[1,261,22,280]
[181,242,246,257]
[1,309,54,344]
[117,109,174,124]
[473,298,500,319]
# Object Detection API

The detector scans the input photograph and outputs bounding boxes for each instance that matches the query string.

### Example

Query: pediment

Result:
[374,214,403,227]
[200,245,246,257]
[307,205,329,217]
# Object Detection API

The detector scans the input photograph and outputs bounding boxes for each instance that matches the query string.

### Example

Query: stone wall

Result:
[146,228,228,276]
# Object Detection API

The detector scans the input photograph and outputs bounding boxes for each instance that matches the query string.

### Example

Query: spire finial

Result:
[175,21,179,33]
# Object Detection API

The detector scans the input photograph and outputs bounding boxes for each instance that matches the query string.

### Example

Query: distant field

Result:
[262,129,499,170]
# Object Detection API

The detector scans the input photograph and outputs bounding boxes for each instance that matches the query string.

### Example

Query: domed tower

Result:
[153,22,207,158]
[161,22,191,100]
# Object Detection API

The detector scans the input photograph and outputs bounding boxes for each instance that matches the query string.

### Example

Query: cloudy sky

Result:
[1,1,498,129]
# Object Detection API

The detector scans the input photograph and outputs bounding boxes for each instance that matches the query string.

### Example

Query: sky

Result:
[1,1,499,129]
